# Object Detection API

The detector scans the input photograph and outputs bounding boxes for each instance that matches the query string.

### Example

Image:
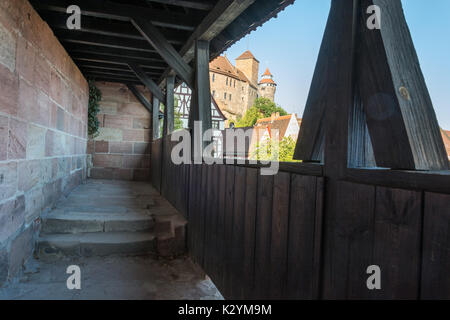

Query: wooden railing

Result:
[151,135,450,299]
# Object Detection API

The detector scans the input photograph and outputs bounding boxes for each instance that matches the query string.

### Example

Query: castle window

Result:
[224,92,227,99]
[212,74,215,82]
[229,94,232,101]
[226,78,228,86]
[234,80,236,88]
[212,90,215,97]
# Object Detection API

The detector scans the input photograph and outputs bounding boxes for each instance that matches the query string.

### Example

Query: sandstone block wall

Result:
[88,82,152,181]
[0,0,88,285]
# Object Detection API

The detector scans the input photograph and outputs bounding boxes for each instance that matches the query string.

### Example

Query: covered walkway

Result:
[1,179,222,300]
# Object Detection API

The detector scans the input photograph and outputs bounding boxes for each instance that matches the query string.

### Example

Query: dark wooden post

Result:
[153,96,160,140]
[165,75,175,135]
[188,39,212,159]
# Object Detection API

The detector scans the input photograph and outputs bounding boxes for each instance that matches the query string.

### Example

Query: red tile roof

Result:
[259,78,276,84]
[262,68,272,76]
[254,114,294,141]
[209,55,240,79]
[235,50,259,62]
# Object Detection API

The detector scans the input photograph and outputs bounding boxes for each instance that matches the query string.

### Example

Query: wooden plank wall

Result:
[150,139,162,192]
[151,140,450,299]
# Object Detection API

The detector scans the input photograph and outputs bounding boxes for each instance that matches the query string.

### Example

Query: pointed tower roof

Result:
[262,68,272,76]
[235,50,259,62]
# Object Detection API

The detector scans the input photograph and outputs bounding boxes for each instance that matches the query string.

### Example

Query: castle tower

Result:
[235,50,259,85]
[258,68,277,101]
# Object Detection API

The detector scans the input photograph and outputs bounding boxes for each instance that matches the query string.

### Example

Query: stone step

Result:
[37,232,157,258]
[41,211,155,234]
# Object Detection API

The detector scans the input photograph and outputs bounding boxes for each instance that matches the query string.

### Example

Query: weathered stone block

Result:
[49,101,58,129]
[25,187,43,224]
[45,130,64,157]
[93,154,123,168]
[17,78,38,123]
[15,36,35,82]
[0,19,16,72]
[133,142,150,154]
[94,128,122,142]
[36,91,50,127]
[8,118,27,160]
[123,155,149,169]
[33,54,50,95]
[119,102,149,117]
[0,161,17,202]
[27,124,46,159]
[0,63,18,116]
[123,129,144,142]
[90,167,114,180]
[104,115,133,129]
[41,158,53,184]
[57,157,71,178]
[18,160,40,192]
[110,142,132,154]
[56,106,65,131]
[98,101,118,115]
[133,117,150,129]
[49,69,63,105]
[95,140,109,153]
[87,140,94,154]
[8,225,34,279]
[0,115,8,161]
[42,179,61,210]
[0,195,25,243]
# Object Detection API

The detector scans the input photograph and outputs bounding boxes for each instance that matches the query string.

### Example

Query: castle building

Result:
[258,68,277,101]
[209,50,277,125]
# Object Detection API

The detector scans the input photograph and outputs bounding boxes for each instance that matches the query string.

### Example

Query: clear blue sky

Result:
[223,0,450,129]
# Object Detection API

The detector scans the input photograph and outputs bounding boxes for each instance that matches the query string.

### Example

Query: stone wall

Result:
[0,0,88,285]
[88,82,152,181]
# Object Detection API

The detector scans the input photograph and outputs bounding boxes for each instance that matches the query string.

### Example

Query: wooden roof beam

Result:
[56,30,158,53]
[128,62,166,102]
[127,84,153,112]
[40,11,187,45]
[71,52,167,70]
[157,0,256,86]
[64,43,165,63]
[145,0,214,11]
[132,17,194,88]
[30,0,202,31]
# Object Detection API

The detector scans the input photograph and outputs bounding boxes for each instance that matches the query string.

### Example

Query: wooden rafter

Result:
[145,0,214,11]
[127,84,152,112]
[128,62,166,102]
[131,17,194,88]
[29,0,202,31]
[157,0,256,86]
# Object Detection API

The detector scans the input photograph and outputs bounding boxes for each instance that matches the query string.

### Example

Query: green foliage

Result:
[88,80,102,137]
[174,111,184,130]
[174,97,184,130]
[236,97,287,127]
[252,136,300,163]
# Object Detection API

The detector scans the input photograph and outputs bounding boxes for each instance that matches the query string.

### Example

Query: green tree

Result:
[252,136,299,162]
[236,97,287,127]
[174,111,184,130]
[88,80,102,137]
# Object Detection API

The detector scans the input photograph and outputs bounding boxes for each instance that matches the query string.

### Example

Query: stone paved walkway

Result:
[0,254,223,300]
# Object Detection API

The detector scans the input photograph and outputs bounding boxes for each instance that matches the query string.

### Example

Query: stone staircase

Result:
[36,180,187,259]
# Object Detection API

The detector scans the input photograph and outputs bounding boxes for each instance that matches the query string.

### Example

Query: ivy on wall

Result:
[88,80,102,137]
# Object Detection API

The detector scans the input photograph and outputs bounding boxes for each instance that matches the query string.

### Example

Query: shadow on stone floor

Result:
[0,254,223,300]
